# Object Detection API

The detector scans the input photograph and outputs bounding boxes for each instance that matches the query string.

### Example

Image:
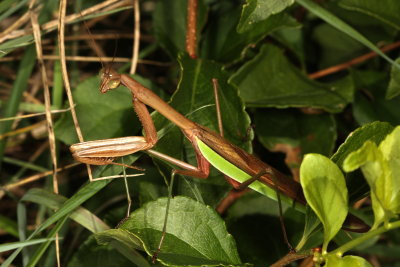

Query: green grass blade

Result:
[26,216,69,267]
[0,238,57,253]
[0,45,36,171]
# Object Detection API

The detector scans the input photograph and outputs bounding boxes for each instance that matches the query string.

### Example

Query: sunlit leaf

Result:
[300,154,348,251]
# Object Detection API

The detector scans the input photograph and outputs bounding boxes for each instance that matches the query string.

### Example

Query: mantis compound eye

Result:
[107,79,121,89]
[99,67,121,93]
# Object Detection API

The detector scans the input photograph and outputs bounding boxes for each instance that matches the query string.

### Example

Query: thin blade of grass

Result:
[0,45,36,172]
[0,238,57,253]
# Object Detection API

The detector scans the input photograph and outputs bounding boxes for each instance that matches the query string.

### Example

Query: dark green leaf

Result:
[386,58,400,99]
[331,121,394,168]
[295,0,400,69]
[237,0,294,33]
[120,196,241,266]
[255,109,336,157]
[67,235,143,267]
[339,0,400,30]
[230,44,354,112]
[202,4,299,62]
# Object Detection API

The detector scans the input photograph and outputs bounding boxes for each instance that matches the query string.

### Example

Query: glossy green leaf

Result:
[300,154,348,252]
[237,0,294,32]
[201,3,299,62]
[343,127,400,228]
[230,44,354,112]
[386,58,400,99]
[255,109,336,157]
[325,254,372,267]
[339,0,400,30]
[332,121,394,168]
[119,196,241,266]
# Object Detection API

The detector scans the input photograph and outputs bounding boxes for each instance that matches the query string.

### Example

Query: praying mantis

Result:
[70,66,307,206]
[69,64,369,261]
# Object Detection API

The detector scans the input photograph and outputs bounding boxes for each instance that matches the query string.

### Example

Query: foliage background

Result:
[1,0,400,266]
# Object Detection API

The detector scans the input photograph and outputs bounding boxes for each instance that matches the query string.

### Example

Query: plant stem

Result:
[330,220,400,256]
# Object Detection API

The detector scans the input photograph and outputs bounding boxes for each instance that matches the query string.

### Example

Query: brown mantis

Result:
[70,66,307,206]
[70,65,369,235]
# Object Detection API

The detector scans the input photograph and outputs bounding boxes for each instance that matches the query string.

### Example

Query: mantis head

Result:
[99,67,121,93]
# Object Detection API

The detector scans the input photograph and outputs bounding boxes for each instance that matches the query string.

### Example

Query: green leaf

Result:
[325,254,372,267]
[343,141,388,228]
[332,121,394,168]
[119,196,241,266]
[237,0,295,33]
[312,23,365,69]
[351,70,400,126]
[295,0,400,70]
[230,44,354,112]
[339,0,400,30]
[254,109,336,157]
[386,58,400,99]
[300,154,348,252]
[201,3,299,62]
[343,127,400,228]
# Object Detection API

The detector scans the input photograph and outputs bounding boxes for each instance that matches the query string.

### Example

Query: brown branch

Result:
[309,41,400,79]
[270,251,312,267]
[185,0,198,59]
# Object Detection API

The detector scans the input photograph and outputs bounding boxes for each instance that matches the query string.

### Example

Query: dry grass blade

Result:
[29,0,60,264]
[0,106,74,122]
[130,0,140,74]
[0,0,132,43]
[0,163,80,199]
[57,0,93,181]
